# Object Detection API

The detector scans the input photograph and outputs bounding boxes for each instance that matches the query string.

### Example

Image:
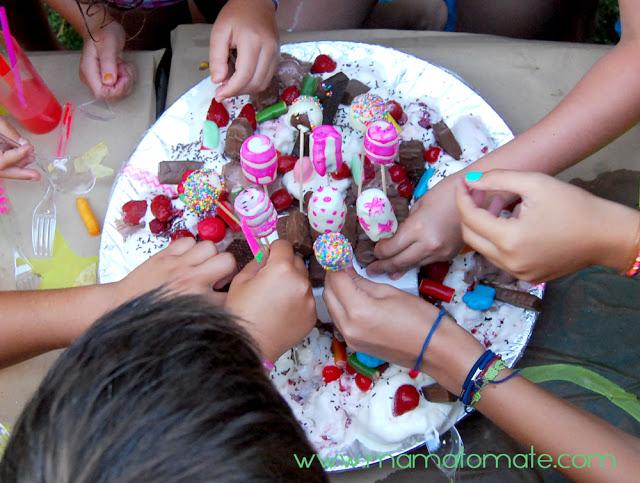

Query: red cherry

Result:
[355,374,373,392]
[363,156,375,185]
[311,54,337,74]
[423,146,442,164]
[281,85,301,105]
[386,100,404,123]
[270,188,294,212]
[424,261,451,283]
[397,179,414,199]
[277,154,298,175]
[330,163,352,180]
[149,218,168,235]
[388,164,407,183]
[150,195,173,223]
[197,217,227,243]
[393,384,420,416]
[206,99,230,128]
[322,365,343,384]
[408,369,420,379]
[170,229,195,241]
[122,200,147,226]
[345,363,357,375]
[238,103,257,130]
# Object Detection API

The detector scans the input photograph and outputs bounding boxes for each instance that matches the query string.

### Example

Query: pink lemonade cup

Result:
[364,120,400,166]
[0,35,62,134]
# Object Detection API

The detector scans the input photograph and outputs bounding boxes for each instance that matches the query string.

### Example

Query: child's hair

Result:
[0,291,326,482]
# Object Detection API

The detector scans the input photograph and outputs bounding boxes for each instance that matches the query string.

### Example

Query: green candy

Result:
[256,100,287,123]
[202,120,220,149]
[348,353,379,379]
[301,75,319,96]
[349,154,363,187]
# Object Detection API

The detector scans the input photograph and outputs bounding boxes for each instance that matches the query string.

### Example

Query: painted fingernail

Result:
[465,171,483,182]
[102,72,114,83]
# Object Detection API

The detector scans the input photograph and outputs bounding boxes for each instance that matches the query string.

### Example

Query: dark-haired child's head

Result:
[0,291,326,483]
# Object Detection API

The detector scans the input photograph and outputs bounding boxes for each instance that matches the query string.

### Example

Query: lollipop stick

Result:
[358,153,363,198]
[216,201,241,225]
[381,166,388,196]
[298,126,308,213]
[263,185,269,198]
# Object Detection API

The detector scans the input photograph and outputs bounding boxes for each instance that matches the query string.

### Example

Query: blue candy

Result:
[463,284,496,311]
[413,166,435,201]
[356,352,385,368]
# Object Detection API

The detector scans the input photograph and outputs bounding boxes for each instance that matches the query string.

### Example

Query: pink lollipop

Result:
[240,134,278,186]
[364,120,400,166]
[310,125,343,177]
[234,187,277,238]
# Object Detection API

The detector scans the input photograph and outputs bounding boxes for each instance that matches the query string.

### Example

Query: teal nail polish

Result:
[466,171,483,182]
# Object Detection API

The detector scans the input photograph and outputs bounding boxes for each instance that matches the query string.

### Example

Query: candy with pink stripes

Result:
[240,134,278,185]
[363,120,400,166]
[310,125,343,176]
[234,187,278,238]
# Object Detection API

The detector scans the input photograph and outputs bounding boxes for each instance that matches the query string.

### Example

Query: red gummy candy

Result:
[330,163,352,180]
[281,86,300,105]
[238,103,257,130]
[393,384,420,416]
[423,146,442,164]
[149,218,168,235]
[170,229,195,241]
[355,374,373,392]
[197,216,227,243]
[122,200,147,226]
[151,194,173,223]
[386,100,404,123]
[311,54,337,74]
[388,164,407,183]
[277,154,297,175]
[424,261,451,283]
[207,99,230,128]
[270,188,294,212]
[397,179,414,199]
[322,365,343,384]
[345,363,357,375]
[363,156,375,185]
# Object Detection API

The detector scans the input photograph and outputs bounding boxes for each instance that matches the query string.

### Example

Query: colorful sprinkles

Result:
[349,93,387,130]
[313,232,353,271]
[179,169,223,215]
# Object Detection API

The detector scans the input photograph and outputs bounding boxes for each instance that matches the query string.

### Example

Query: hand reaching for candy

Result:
[0,119,37,181]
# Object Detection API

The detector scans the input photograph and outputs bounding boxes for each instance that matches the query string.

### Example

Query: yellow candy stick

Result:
[76,197,101,236]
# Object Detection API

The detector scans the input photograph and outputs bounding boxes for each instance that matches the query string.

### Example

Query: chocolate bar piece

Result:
[355,238,377,267]
[483,282,543,312]
[341,79,370,105]
[309,256,326,288]
[157,161,204,185]
[342,209,358,248]
[291,130,310,157]
[226,239,254,272]
[433,120,462,160]
[317,72,349,125]
[389,196,409,224]
[422,383,457,403]
[277,209,313,258]
[277,53,311,90]
[251,76,279,111]
[399,140,426,183]
[224,117,254,161]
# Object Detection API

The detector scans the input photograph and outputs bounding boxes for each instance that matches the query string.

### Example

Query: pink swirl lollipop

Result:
[310,125,343,177]
[234,187,278,238]
[240,134,278,186]
[364,120,400,166]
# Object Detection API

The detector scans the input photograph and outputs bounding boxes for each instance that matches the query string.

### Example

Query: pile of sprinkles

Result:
[313,232,354,271]
[179,169,223,215]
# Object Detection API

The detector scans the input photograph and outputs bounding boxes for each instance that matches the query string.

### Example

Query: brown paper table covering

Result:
[0,49,163,427]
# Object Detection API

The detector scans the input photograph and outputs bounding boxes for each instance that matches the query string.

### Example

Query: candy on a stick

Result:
[240,134,278,190]
[364,119,400,195]
[234,187,278,238]
[180,169,224,215]
[356,188,397,242]
[348,93,387,132]
[286,95,323,130]
[308,185,347,234]
[313,232,353,271]
[310,125,343,177]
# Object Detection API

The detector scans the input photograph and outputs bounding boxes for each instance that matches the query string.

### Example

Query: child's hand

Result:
[80,21,136,101]
[225,240,315,362]
[116,238,237,304]
[209,0,279,100]
[455,170,640,283]
[0,119,37,181]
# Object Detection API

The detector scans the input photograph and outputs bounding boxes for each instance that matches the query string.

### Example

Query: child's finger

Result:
[209,23,232,83]
[323,272,348,322]
[245,46,269,94]
[98,39,120,86]
[183,240,218,265]
[165,236,197,256]
[0,166,40,181]
[80,50,106,99]
[231,259,261,285]
[0,145,33,170]
[215,39,260,100]
[460,224,501,261]
[367,241,423,276]
[0,119,21,140]
[190,252,237,286]
[265,239,294,264]
[463,169,538,197]
[455,178,509,241]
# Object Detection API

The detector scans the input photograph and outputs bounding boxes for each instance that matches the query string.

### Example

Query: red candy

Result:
[281,86,300,105]
[122,200,147,226]
[330,163,352,180]
[408,369,420,379]
[355,374,373,392]
[197,216,226,243]
[363,156,376,185]
[419,279,455,303]
[388,164,407,183]
[397,179,414,199]
[238,103,257,130]
[150,195,173,223]
[423,261,451,283]
[311,54,337,73]
[277,154,297,175]
[393,384,420,416]
[206,99,229,128]
[170,229,195,241]
[149,218,168,235]
[322,365,343,384]
[217,200,242,232]
[386,101,404,123]
[270,188,294,212]
[345,363,357,375]
[423,146,442,164]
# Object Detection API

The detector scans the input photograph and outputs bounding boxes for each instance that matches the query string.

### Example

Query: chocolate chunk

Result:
[399,140,426,183]
[290,113,311,130]
[465,253,517,285]
[355,238,377,267]
[291,130,310,157]
[157,161,204,185]
[343,186,357,208]
[226,239,254,272]
[309,257,326,288]
[277,209,313,257]
[224,117,254,161]
[482,282,543,312]
[277,53,311,90]
[222,162,251,194]
[433,120,462,160]
[341,79,370,105]
[422,383,457,403]
[342,209,358,248]
[317,72,349,125]
[389,196,409,224]
[250,76,279,111]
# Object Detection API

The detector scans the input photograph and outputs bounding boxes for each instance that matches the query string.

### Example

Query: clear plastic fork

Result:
[31,176,56,257]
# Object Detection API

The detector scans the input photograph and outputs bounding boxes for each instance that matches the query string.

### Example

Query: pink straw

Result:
[0,7,26,107]
[56,102,75,159]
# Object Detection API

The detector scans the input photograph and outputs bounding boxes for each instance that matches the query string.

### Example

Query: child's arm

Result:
[0,238,236,368]
[370,0,640,275]
[324,270,640,481]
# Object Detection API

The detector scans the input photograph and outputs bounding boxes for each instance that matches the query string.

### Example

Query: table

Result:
[0,49,163,426]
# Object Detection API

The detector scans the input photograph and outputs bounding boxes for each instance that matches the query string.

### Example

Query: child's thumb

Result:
[98,49,119,86]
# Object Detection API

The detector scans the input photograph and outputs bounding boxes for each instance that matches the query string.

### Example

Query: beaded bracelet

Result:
[409,308,447,378]
[459,350,496,407]
[459,351,520,410]
[625,221,640,278]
